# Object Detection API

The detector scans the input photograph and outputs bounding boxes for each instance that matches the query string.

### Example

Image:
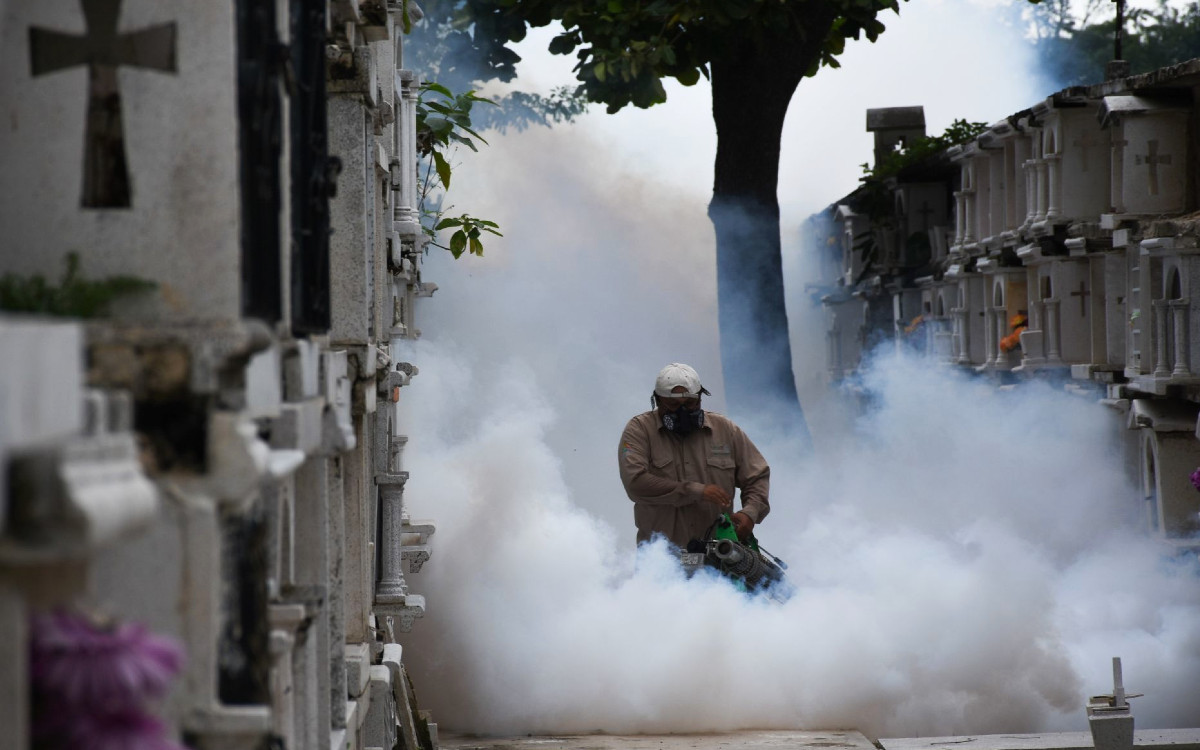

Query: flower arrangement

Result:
[30,610,186,750]
[1000,313,1028,353]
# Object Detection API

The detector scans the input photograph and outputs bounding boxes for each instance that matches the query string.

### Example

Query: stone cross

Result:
[917,201,935,231]
[1071,280,1090,317]
[29,0,177,208]
[1134,139,1171,197]
[1072,131,1102,172]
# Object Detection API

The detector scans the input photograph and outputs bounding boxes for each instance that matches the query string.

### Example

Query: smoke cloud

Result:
[395,0,1200,739]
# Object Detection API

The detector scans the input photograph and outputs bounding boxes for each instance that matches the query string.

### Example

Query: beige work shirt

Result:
[618,410,770,547]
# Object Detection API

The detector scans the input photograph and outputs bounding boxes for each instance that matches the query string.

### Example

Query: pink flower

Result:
[1191,467,1200,492]
[30,611,185,713]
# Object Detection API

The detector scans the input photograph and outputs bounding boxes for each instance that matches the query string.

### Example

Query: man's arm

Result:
[618,419,703,507]
[733,426,770,523]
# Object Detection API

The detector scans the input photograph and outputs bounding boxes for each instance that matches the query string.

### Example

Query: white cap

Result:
[654,363,710,398]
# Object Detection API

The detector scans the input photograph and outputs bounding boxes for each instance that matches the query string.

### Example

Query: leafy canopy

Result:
[429,0,902,113]
[1027,0,1200,88]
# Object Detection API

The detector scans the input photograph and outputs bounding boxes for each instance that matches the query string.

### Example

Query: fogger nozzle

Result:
[707,537,787,592]
[713,539,745,564]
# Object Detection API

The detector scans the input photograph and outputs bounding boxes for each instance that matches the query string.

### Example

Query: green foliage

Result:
[471,86,591,134]
[437,0,903,114]
[415,81,504,257]
[1029,1,1200,87]
[416,81,493,166]
[435,215,503,259]
[401,1,589,133]
[0,252,156,318]
[855,119,987,225]
[862,118,989,182]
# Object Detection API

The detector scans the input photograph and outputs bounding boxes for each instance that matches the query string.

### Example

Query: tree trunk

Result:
[708,16,834,448]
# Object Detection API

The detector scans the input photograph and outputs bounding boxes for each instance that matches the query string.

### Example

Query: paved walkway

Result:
[441,728,1200,750]
[878,730,1200,750]
[441,731,878,750]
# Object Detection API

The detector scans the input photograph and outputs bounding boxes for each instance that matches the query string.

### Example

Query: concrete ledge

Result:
[441,731,877,750]
[879,729,1200,750]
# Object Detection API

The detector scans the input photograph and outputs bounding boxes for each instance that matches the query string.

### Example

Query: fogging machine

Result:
[680,514,789,594]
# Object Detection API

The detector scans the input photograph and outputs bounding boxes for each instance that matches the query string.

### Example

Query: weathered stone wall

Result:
[0,2,439,749]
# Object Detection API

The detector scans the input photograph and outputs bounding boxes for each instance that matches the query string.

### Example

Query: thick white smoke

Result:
[398,334,1200,737]
[395,0,1200,739]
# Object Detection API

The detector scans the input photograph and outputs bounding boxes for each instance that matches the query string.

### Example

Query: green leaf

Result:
[423,115,454,140]
[449,230,467,259]
[432,150,452,189]
[455,123,489,144]
[676,67,700,86]
[447,132,480,152]
[593,61,607,82]
[435,217,463,230]
[422,82,454,98]
[548,33,577,55]
[469,235,484,257]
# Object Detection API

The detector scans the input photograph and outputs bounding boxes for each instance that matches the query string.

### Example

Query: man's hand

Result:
[701,484,731,509]
[731,511,754,541]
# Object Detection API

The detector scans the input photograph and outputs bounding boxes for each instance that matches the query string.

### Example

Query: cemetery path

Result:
[441,730,877,750]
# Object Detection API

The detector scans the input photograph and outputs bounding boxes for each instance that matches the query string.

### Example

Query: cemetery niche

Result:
[1,1,443,749]
[812,59,1200,544]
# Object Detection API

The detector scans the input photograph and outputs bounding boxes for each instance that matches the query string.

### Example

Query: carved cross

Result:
[1135,139,1172,197]
[1071,280,1090,317]
[29,0,177,208]
[917,201,935,231]
[1071,131,1103,173]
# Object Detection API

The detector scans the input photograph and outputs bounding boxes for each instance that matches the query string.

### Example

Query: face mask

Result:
[662,406,704,436]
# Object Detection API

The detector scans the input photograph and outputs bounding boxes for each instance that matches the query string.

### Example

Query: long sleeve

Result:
[733,426,770,523]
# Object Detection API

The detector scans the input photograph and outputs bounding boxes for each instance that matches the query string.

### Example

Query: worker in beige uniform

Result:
[618,363,770,548]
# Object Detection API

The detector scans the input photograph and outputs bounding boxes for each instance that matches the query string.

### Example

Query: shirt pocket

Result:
[705,455,736,484]
[651,454,675,478]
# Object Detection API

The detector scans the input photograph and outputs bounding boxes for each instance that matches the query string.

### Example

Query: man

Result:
[618,363,770,548]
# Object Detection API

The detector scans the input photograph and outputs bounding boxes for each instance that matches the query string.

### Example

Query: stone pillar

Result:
[1035,159,1049,222]
[962,191,975,244]
[374,472,410,602]
[1046,153,1061,221]
[983,308,997,366]
[1022,300,1047,366]
[953,192,966,245]
[1045,300,1062,363]
[1170,300,1191,376]
[1024,159,1038,225]
[397,70,420,228]
[954,308,970,364]
[1154,300,1171,376]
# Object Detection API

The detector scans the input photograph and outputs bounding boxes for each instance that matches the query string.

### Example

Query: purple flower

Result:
[1191,467,1200,492]
[66,710,188,750]
[30,610,185,713]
